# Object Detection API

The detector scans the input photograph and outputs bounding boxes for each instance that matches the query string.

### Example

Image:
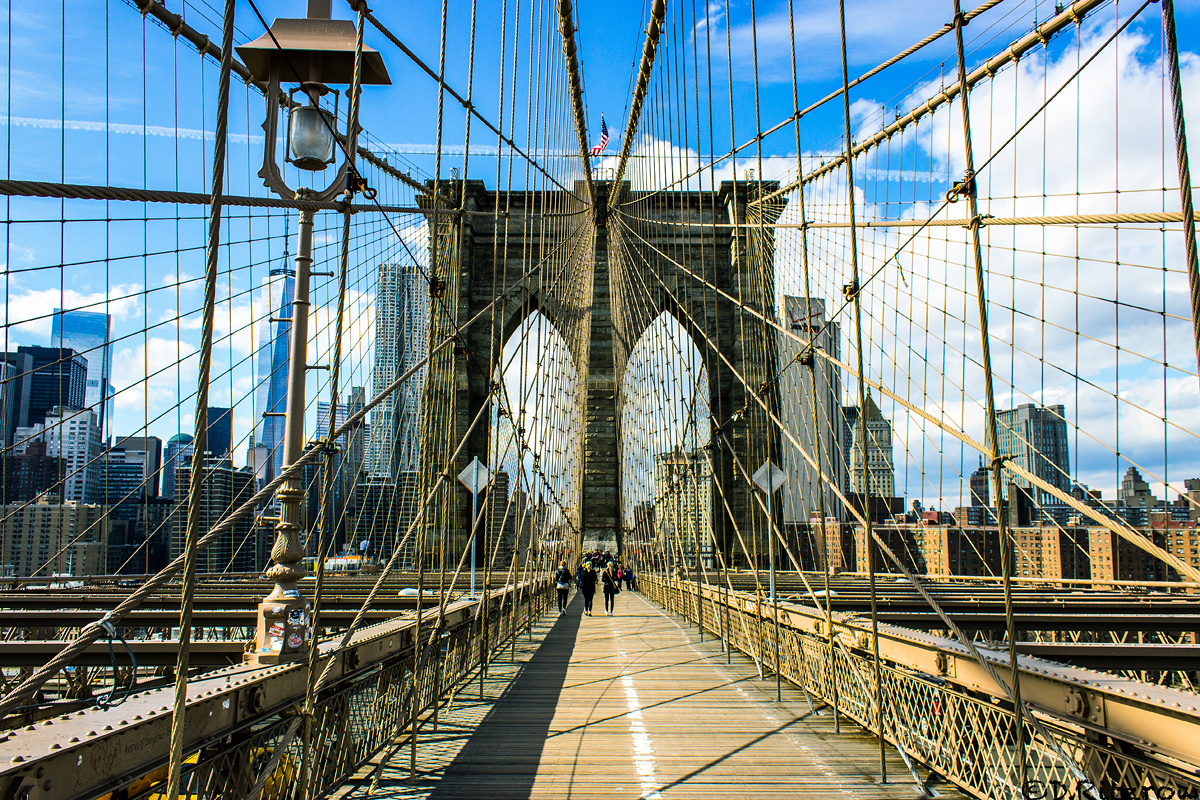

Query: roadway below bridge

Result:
[341,591,964,799]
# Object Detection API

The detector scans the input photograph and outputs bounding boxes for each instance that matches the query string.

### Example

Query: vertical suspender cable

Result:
[165,0,235,796]
[950,1,1027,792]
[837,0,886,783]
[1160,0,1200,393]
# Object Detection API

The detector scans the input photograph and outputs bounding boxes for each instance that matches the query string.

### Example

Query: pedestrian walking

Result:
[602,560,621,616]
[577,560,598,616]
[623,565,635,591]
[554,561,572,613]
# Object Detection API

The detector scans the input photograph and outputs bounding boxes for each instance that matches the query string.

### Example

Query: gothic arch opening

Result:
[620,312,711,568]
[489,311,582,556]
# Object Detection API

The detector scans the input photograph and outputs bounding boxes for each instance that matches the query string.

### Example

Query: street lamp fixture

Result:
[237,15,390,201]
[235,9,389,665]
[287,82,338,171]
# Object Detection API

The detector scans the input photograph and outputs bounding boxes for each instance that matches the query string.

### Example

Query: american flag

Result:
[590,115,608,156]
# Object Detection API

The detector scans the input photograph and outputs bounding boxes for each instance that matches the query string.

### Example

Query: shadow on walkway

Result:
[425,596,581,799]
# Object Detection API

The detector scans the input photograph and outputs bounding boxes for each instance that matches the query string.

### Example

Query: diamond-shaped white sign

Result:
[752,460,787,494]
[457,457,493,495]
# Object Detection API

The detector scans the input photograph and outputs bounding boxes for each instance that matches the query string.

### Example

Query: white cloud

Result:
[768,19,1200,506]
[0,283,143,344]
[696,0,958,84]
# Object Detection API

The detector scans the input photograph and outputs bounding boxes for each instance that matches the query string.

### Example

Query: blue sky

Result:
[4,0,1200,509]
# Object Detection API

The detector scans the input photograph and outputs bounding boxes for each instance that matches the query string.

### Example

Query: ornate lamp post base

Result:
[249,595,311,664]
[248,485,312,665]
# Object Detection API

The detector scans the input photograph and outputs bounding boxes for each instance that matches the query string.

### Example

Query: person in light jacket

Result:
[602,561,621,616]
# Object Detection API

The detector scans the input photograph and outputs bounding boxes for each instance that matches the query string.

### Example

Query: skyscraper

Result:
[315,397,367,447]
[18,346,87,426]
[316,390,370,552]
[970,459,990,507]
[344,386,367,487]
[169,455,257,573]
[14,407,102,504]
[254,255,296,484]
[51,310,113,432]
[1,440,61,504]
[98,447,149,520]
[776,296,843,522]
[1,497,108,577]
[205,407,233,460]
[989,403,1070,507]
[113,436,163,497]
[0,351,33,448]
[653,447,713,568]
[368,262,428,477]
[162,433,194,500]
[843,393,896,500]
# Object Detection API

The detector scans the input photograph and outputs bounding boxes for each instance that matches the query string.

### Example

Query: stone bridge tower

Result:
[419,179,782,570]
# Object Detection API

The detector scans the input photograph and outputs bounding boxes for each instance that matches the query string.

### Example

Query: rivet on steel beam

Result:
[48,743,60,750]
[68,737,79,743]
[10,756,22,763]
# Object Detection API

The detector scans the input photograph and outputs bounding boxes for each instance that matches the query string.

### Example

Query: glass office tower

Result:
[51,310,112,432]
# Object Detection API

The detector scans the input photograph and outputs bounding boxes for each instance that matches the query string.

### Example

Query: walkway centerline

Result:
[346,592,966,799]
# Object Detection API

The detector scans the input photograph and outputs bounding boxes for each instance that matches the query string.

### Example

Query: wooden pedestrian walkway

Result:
[338,591,964,799]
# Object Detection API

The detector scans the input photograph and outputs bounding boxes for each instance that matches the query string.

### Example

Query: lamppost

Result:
[236,5,389,664]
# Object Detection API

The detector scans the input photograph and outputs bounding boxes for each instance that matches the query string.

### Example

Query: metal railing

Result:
[0,579,553,800]
[643,575,1200,800]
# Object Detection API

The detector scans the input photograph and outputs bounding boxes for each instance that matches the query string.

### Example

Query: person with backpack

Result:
[553,561,572,614]
[577,559,598,616]
[602,560,621,616]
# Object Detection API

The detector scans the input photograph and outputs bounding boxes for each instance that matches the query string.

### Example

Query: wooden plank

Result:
[339,592,966,799]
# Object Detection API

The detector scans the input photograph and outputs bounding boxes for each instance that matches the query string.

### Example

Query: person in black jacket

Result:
[602,561,621,616]
[553,562,572,613]
[577,560,598,616]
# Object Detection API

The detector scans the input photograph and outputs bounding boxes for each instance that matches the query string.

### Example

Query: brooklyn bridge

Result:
[0,0,1198,797]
